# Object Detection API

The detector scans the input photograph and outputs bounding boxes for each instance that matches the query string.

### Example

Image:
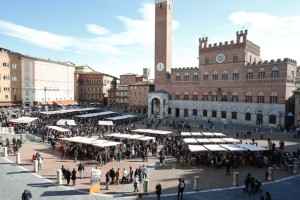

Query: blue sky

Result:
[1,0,299,78]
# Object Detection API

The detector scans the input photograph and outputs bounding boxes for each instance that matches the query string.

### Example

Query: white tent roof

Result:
[188,145,207,152]
[201,132,214,137]
[222,138,241,143]
[93,141,121,147]
[76,111,116,118]
[40,108,97,115]
[106,114,137,121]
[183,138,198,144]
[98,121,114,126]
[9,117,38,124]
[203,144,228,151]
[209,138,227,143]
[236,144,267,151]
[132,129,172,135]
[47,126,70,132]
[212,133,226,137]
[181,132,191,137]
[220,144,246,151]
[105,133,154,141]
[60,137,120,147]
[56,119,77,126]
[191,132,203,137]
[196,138,212,144]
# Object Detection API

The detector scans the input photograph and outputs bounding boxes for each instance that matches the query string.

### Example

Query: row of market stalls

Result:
[59,136,121,148]
[181,132,227,138]
[188,144,267,153]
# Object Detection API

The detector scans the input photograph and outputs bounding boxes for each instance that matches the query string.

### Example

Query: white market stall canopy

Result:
[56,119,77,126]
[209,138,227,143]
[196,138,212,144]
[183,138,198,144]
[60,137,121,147]
[191,132,203,137]
[203,144,228,151]
[76,111,117,118]
[106,114,137,121]
[181,132,226,138]
[132,129,172,135]
[105,133,155,141]
[9,117,38,124]
[236,144,268,151]
[40,108,97,115]
[188,145,207,152]
[222,138,241,143]
[201,132,215,137]
[98,121,114,126]
[181,132,192,137]
[47,126,70,132]
[220,144,246,151]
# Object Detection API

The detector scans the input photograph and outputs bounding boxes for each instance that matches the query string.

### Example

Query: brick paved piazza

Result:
[1,123,300,200]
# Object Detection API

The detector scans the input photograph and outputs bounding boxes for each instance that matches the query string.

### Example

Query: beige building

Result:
[74,65,94,102]
[0,48,22,107]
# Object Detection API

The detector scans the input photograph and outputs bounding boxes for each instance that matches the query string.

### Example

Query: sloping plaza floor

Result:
[1,122,300,199]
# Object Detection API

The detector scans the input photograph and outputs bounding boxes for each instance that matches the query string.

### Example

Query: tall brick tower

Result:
[154,0,172,90]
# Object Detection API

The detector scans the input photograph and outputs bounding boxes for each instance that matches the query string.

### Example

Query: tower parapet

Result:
[247,58,297,66]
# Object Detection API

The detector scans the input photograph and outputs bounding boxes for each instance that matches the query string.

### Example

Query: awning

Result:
[98,121,114,126]
[39,101,47,105]
[236,144,267,151]
[203,144,228,151]
[220,144,246,151]
[9,117,38,124]
[183,138,198,144]
[47,126,70,132]
[60,100,78,105]
[191,132,203,137]
[181,132,192,137]
[57,119,77,126]
[53,101,64,105]
[0,102,14,107]
[46,101,53,105]
[188,145,207,152]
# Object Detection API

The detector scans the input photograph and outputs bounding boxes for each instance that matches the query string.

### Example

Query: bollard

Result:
[143,179,149,194]
[33,160,38,173]
[268,167,274,181]
[3,147,8,157]
[16,152,21,164]
[194,176,200,191]
[233,172,239,186]
[293,162,299,174]
[57,169,62,185]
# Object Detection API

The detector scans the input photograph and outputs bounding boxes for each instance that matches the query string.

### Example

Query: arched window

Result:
[245,113,251,121]
[232,92,238,102]
[233,70,239,80]
[222,71,228,80]
[212,92,217,101]
[175,92,180,100]
[231,112,237,119]
[213,71,218,80]
[270,92,278,104]
[221,111,226,118]
[203,72,209,81]
[269,115,276,124]
[193,72,199,81]
[212,110,217,118]
[258,68,265,79]
[257,92,264,103]
[221,92,227,101]
[247,69,253,80]
[192,92,198,101]
[203,109,208,117]
[271,67,279,79]
[184,73,189,81]
[246,92,252,103]
[175,73,180,81]
[203,92,208,101]
[233,54,238,62]
[183,92,189,100]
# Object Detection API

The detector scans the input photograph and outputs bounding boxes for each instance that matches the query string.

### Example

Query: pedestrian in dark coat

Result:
[22,189,32,200]
[109,167,116,184]
[177,179,185,200]
[105,171,110,190]
[65,168,71,185]
[156,182,162,200]
[72,168,77,186]
[225,159,231,175]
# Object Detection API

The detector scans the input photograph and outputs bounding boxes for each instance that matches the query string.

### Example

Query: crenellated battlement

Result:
[0,47,21,56]
[172,66,199,71]
[246,58,297,66]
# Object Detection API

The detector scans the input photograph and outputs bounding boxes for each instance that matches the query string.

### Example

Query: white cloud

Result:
[229,12,300,62]
[86,24,110,36]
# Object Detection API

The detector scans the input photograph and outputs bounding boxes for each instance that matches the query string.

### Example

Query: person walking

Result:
[155,182,162,200]
[109,167,116,184]
[133,175,139,192]
[115,168,120,185]
[243,173,251,192]
[225,158,231,175]
[177,179,185,200]
[22,189,32,200]
[65,168,71,185]
[105,171,110,190]
[37,155,43,172]
[78,162,84,179]
[71,168,77,186]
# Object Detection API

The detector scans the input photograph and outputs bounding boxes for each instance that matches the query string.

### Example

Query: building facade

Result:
[148,0,298,129]
[74,65,94,102]
[77,72,118,106]
[0,48,22,107]
[21,56,75,107]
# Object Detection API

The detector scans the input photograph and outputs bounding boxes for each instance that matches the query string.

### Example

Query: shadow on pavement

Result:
[7,170,31,174]
[27,182,56,188]
[40,190,87,197]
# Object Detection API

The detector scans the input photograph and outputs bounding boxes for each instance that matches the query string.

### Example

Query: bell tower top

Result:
[154,0,173,89]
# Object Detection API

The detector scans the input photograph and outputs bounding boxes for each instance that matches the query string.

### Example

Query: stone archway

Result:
[151,98,160,118]
[256,110,263,126]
